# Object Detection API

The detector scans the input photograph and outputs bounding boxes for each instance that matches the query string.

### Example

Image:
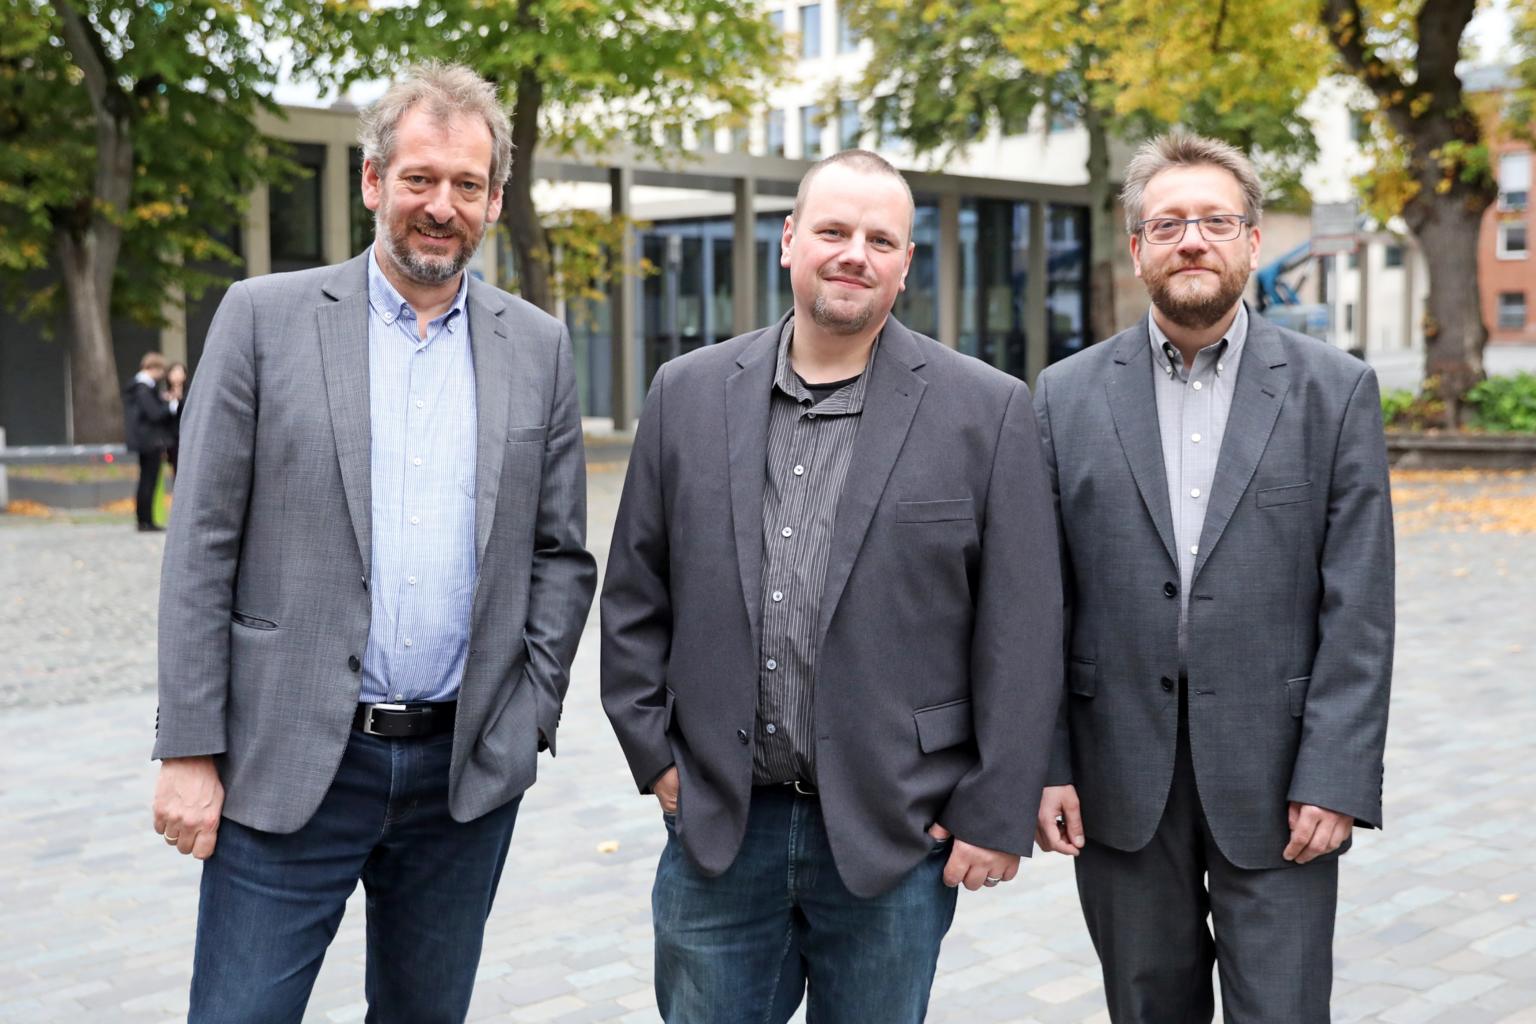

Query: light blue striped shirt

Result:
[360,249,478,703]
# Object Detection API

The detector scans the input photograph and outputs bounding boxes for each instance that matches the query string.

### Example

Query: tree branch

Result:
[1320,0,1409,117]
[52,0,121,115]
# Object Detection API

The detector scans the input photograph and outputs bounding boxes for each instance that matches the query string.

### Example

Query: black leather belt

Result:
[353,701,456,738]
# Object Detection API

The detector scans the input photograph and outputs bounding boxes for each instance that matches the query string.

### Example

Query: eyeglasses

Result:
[1136,215,1248,245]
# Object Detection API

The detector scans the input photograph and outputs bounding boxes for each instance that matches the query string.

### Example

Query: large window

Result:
[1499,152,1530,211]
[1498,292,1527,331]
[1047,204,1090,364]
[839,100,860,151]
[766,110,786,157]
[801,105,823,160]
[1498,220,1529,259]
[800,3,822,58]
[958,199,1031,378]
[270,143,325,271]
[349,147,371,258]
[837,4,859,52]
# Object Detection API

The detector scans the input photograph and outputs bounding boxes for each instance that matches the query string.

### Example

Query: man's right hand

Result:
[153,756,224,859]
[653,766,680,815]
[1036,785,1085,855]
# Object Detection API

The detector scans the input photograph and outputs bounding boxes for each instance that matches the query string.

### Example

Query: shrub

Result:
[1464,372,1536,433]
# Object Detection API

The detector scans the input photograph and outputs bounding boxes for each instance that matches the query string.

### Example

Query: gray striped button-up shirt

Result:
[1148,302,1248,667]
[753,317,876,785]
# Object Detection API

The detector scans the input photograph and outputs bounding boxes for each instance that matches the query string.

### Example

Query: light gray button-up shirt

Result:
[360,250,478,704]
[1148,302,1248,665]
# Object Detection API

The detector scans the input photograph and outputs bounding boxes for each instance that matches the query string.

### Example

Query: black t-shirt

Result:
[798,372,864,406]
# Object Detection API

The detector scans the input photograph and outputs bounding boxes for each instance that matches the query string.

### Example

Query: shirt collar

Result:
[366,246,470,338]
[1149,301,1248,380]
[772,314,879,414]
[133,371,158,388]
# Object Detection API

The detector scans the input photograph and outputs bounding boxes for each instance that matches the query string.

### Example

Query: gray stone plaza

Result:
[1,461,1533,1023]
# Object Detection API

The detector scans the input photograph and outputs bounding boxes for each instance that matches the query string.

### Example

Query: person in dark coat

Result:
[123,351,177,532]
[165,361,187,475]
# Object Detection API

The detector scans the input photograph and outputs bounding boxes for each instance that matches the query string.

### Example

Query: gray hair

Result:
[358,61,513,190]
[793,149,915,241]
[1120,131,1264,235]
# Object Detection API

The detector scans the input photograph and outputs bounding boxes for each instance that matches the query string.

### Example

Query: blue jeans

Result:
[189,729,520,1024]
[653,785,958,1024]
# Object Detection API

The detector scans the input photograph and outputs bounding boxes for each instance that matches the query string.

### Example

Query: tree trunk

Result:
[504,62,553,312]
[54,0,134,443]
[56,223,124,443]
[1401,190,1488,426]
[1083,104,1120,344]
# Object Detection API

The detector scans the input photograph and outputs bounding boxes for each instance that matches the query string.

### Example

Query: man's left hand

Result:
[928,823,1020,891]
[1283,802,1354,864]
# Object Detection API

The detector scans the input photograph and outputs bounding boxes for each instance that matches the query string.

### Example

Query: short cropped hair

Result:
[1120,131,1264,235]
[358,61,513,190]
[139,351,166,372]
[793,149,915,240]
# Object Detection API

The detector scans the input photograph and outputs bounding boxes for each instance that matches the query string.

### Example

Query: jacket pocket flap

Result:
[914,698,973,753]
[507,425,549,443]
[896,498,974,523]
[1257,481,1312,507]
[1285,675,1311,717]
[1069,659,1097,697]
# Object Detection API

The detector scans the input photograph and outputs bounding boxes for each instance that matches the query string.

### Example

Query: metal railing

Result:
[0,429,130,507]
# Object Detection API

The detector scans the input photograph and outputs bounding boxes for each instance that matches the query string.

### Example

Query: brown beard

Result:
[1143,258,1249,331]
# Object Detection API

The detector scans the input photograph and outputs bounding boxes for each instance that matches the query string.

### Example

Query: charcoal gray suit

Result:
[154,251,597,831]
[602,315,1063,899]
[1034,309,1394,1022]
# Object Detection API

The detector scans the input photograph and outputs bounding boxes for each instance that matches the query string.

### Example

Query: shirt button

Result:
[765,723,778,735]
[793,465,805,476]
[1190,545,1199,556]
[772,590,784,602]
[407,576,417,585]
[394,693,404,700]
[1192,380,1203,391]
[806,412,817,420]
[781,527,794,538]
[766,659,778,671]
[1218,362,1225,372]
[412,456,423,467]
[1191,433,1202,443]
[410,515,420,525]
[1190,488,1201,498]
[415,400,424,409]
[403,638,413,648]
[383,312,394,323]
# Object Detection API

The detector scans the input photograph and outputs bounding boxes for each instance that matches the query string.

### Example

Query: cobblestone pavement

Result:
[1,466,1533,1023]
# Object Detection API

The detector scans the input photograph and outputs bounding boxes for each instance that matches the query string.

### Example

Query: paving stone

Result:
[2,465,1534,1023]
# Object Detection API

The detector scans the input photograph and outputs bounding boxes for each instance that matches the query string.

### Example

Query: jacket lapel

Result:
[725,322,782,651]
[1194,314,1291,580]
[468,284,512,570]
[815,319,926,645]
[1105,321,1177,567]
[317,254,374,574]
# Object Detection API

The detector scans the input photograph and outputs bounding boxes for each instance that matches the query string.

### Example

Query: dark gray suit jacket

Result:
[1034,311,1394,870]
[601,315,1063,898]
[154,252,597,832]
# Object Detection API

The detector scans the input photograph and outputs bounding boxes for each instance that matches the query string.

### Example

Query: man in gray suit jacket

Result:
[1033,132,1394,1022]
[601,150,1063,1022]
[151,63,596,1023]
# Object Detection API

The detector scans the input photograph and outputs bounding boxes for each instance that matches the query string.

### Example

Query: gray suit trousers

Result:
[1075,689,1337,1024]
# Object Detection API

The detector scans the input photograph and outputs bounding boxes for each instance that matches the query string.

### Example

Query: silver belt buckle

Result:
[361,702,407,736]
[793,779,816,797]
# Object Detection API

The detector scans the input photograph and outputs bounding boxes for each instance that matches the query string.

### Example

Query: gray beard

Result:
[378,217,477,287]
[811,291,874,334]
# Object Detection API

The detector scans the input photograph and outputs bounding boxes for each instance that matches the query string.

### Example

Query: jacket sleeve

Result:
[937,380,1065,855]
[518,325,600,755]
[152,283,258,760]
[1286,366,1395,828]
[1031,370,1075,788]
[600,365,678,792]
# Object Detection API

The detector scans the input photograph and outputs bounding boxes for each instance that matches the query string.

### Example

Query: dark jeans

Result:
[136,449,162,526]
[189,729,520,1024]
[653,785,958,1024]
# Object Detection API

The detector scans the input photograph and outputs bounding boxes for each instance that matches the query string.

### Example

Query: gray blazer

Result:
[1034,311,1394,870]
[601,315,1063,899]
[154,252,597,832]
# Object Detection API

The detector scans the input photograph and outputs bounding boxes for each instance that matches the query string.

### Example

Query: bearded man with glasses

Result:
[1030,131,1394,1023]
